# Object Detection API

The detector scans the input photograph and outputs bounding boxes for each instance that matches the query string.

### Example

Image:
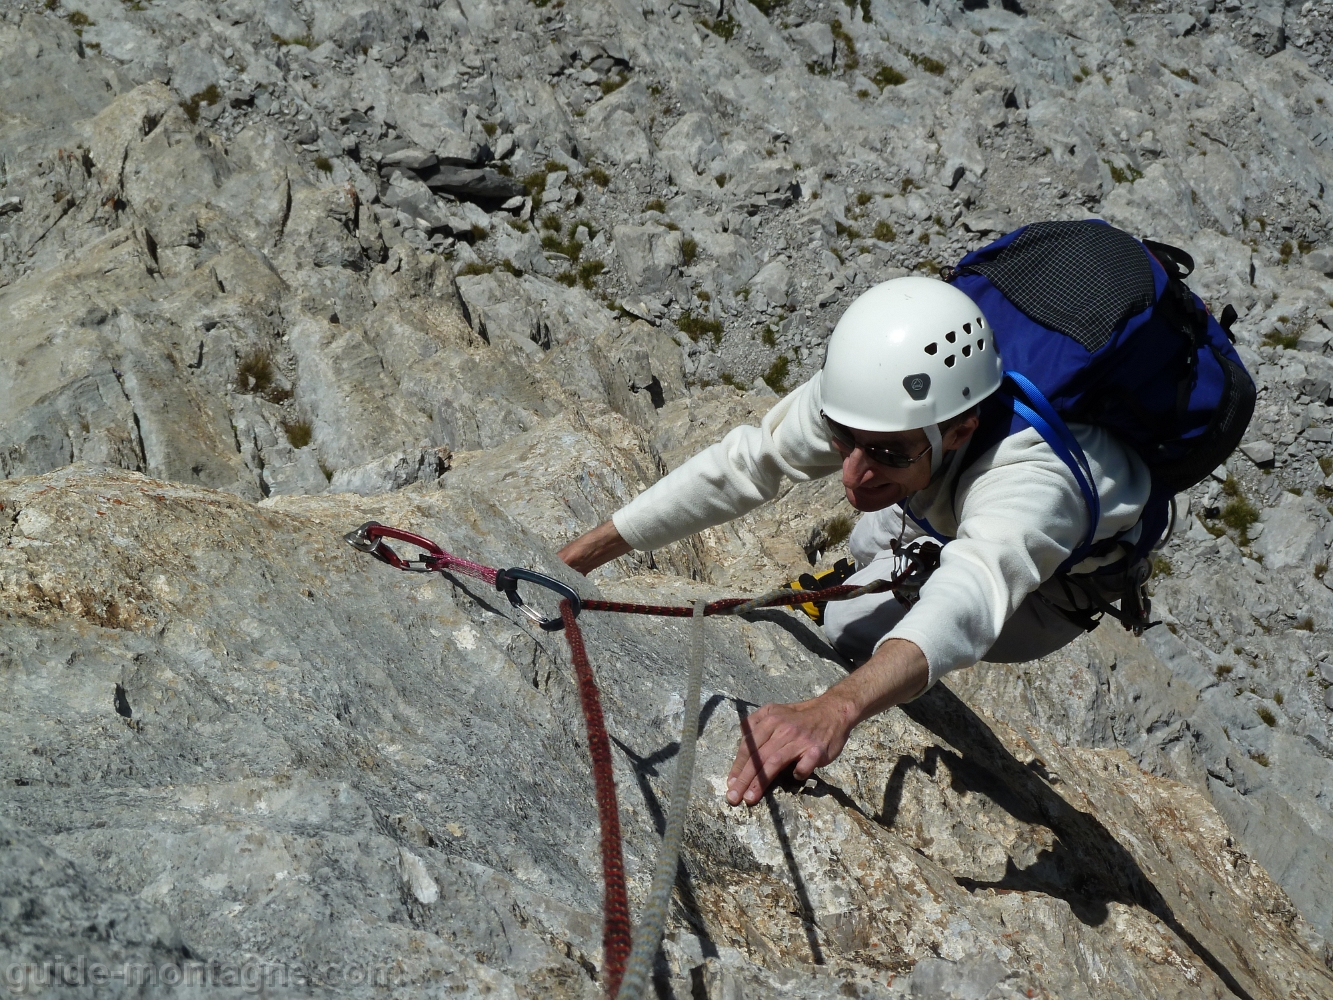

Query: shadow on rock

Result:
[886,683,1256,1000]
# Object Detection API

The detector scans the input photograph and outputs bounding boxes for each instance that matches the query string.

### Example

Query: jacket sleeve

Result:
[612,375,844,552]
[879,425,1150,687]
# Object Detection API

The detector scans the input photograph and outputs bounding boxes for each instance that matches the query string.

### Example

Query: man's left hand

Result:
[724,637,929,806]
[726,695,856,806]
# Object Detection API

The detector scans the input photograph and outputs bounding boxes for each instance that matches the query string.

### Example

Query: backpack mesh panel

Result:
[961,221,1156,352]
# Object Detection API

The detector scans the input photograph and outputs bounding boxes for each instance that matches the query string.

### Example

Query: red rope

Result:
[581,582,875,618]
[560,599,632,998]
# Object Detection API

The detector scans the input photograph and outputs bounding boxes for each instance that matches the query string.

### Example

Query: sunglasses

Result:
[822,413,932,469]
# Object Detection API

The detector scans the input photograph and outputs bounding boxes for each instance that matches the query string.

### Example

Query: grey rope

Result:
[616,598,708,1000]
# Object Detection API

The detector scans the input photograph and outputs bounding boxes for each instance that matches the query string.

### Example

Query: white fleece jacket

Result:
[612,373,1152,682]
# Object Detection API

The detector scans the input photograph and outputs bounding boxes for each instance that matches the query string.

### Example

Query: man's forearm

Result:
[558,519,633,575]
[823,638,930,728]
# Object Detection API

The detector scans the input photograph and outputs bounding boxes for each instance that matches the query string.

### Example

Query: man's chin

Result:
[845,485,904,512]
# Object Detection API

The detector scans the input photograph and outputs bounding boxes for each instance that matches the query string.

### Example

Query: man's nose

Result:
[841,450,876,488]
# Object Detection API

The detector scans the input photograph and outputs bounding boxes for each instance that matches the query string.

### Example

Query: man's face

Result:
[831,426,935,511]
[828,411,980,511]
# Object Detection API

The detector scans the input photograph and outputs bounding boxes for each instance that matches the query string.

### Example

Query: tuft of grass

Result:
[822,513,853,549]
[872,64,906,88]
[856,190,872,206]
[507,218,530,233]
[179,83,223,124]
[282,419,312,449]
[540,212,563,232]
[678,310,723,345]
[271,32,314,47]
[714,173,727,188]
[699,14,738,40]
[1257,706,1277,727]
[1295,616,1315,632]
[763,355,791,394]
[1151,555,1172,577]
[1280,240,1295,264]
[481,121,498,137]
[1216,663,1234,678]
[1250,752,1270,767]
[541,233,583,260]
[681,237,698,265]
[696,290,711,302]
[645,198,666,213]
[1106,161,1143,185]
[1221,495,1259,542]
[899,176,917,195]
[830,19,858,70]
[873,220,896,242]
[457,261,496,276]
[1274,690,1285,705]
[599,75,628,95]
[576,259,604,288]
[1261,328,1300,349]
[314,156,333,174]
[236,348,290,402]
[522,171,547,201]
[908,52,946,76]
[66,10,94,29]
[835,221,862,240]
[761,325,777,348]
[587,166,611,187]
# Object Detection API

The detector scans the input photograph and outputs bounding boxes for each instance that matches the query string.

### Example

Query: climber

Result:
[557,224,1252,808]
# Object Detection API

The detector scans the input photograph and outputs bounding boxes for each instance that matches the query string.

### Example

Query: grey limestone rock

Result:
[327,446,452,495]
[613,224,684,294]
[8,0,1333,992]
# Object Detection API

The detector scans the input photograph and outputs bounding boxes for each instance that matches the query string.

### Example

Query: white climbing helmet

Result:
[820,276,1004,435]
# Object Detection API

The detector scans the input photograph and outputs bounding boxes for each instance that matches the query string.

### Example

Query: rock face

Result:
[5,0,1333,995]
[3,467,1333,1000]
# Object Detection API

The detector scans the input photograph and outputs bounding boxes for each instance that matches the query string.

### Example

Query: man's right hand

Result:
[558,520,633,575]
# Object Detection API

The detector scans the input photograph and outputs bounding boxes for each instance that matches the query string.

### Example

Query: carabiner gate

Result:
[494,568,582,632]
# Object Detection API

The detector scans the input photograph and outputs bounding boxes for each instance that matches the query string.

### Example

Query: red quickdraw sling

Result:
[344,521,933,998]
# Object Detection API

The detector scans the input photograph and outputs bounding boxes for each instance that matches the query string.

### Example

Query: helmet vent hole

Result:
[962,344,972,357]
[945,331,957,343]
[962,386,971,397]
[977,316,984,328]
[944,355,956,368]
[963,322,972,334]
[924,342,938,355]
[977,339,985,350]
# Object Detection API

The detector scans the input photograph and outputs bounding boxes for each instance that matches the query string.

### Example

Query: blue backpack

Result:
[911,220,1256,631]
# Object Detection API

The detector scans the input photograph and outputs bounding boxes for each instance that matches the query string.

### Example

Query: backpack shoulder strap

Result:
[1004,371,1101,555]
[919,374,1101,566]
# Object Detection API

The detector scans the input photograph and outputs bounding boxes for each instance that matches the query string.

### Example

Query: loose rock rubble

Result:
[4,0,1333,996]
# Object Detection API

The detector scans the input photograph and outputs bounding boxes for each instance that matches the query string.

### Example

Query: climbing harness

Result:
[344,521,934,998]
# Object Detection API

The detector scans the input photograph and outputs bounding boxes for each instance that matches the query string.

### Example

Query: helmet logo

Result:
[902,373,931,400]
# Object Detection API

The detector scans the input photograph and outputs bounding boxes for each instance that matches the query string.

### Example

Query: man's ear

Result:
[941,413,980,451]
